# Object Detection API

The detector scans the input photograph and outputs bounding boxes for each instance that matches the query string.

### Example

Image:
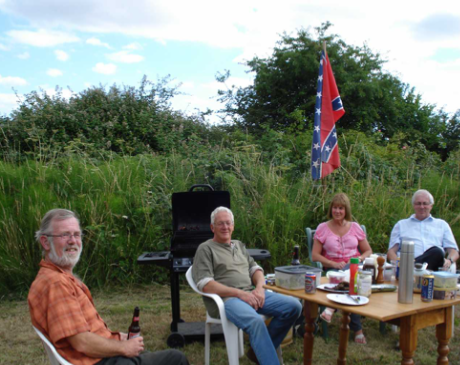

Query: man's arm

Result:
[67,332,144,358]
[251,269,265,308]
[202,280,262,310]
[387,244,399,261]
[387,221,401,260]
[443,248,459,269]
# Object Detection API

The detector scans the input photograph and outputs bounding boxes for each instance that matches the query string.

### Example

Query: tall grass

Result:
[1,145,459,296]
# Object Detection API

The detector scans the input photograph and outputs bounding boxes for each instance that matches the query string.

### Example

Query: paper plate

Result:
[326,294,369,306]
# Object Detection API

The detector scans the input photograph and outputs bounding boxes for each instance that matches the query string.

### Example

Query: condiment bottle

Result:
[363,257,376,283]
[349,257,359,295]
[398,241,414,304]
[357,270,372,297]
[413,263,428,293]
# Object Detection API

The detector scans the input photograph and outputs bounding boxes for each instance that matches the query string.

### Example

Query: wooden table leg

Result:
[436,306,453,365]
[337,311,350,365]
[399,315,417,365]
[303,301,318,365]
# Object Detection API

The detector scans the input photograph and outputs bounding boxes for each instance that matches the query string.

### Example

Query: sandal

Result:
[320,307,335,323]
[354,333,367,344]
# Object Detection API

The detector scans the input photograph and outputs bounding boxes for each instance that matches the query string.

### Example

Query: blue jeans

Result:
[225,291,302,365]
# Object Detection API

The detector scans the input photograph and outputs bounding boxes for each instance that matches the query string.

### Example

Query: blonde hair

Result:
[327,193,352,221]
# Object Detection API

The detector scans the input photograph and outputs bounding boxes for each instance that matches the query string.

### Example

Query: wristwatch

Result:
[448,258,454,264]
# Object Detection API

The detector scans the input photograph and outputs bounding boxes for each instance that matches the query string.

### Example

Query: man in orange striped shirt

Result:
[29,209,188,365]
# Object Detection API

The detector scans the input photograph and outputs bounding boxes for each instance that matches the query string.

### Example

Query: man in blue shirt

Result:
[387,190,458,271]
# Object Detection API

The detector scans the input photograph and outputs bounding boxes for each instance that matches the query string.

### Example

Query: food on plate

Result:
[332,281,349,291]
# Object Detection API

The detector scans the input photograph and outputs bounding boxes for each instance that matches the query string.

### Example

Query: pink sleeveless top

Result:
[314,222,365,263]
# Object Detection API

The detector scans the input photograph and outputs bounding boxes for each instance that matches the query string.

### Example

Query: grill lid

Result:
[170,184,230,254]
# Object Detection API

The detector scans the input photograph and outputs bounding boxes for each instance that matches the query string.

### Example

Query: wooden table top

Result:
[265,278,460,322]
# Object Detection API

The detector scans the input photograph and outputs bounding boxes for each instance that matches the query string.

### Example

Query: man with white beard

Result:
[28,209,188,365]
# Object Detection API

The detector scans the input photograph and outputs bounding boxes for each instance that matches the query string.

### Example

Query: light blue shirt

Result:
[389,214,458,258]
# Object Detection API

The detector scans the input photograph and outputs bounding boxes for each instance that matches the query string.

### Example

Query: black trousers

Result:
[415,246,445,271]
[95,350,189,365]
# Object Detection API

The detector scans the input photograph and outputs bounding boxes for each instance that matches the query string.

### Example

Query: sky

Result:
[1,0,459,124]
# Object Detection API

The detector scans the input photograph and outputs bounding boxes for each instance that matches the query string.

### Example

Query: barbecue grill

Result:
[137,184,271,347]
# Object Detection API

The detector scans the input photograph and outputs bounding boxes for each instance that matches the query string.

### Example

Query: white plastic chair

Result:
[186,267,285,365]
[186,266,246,365]
[33,326,73,365]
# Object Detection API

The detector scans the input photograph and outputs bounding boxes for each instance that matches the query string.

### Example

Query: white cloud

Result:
[54,50,69,61]
[46,68,63,77]
[123,42,142,50]
[41,87,73,100]
[203,76,253,92]
[92,62,117,75]
[0,74,28,86]
[86,37,110,48]
[1,1,460,114]
[7,29,79,47]
[0,43,9,51]
[0,93,21,114]
[17,52,30,59]
[106,50,144,63]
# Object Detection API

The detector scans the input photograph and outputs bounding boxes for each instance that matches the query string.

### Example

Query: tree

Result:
[1,76,214,158]
[216,23,454,156]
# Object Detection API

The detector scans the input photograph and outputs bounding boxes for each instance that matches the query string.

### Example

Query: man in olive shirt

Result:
[192,207,301,365]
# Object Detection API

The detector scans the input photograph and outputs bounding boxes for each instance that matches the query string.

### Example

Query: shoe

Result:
[320,308,335,323]
[354,333,367,344]
[246,347,260,364]
[295,323,305,338]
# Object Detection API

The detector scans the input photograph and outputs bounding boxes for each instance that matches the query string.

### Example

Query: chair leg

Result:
[379,321,387,335]
[238,329,244,358]
[319,305,329,340]
[205,322,211,365]
[223,322,240,365]
[321,317,329,340]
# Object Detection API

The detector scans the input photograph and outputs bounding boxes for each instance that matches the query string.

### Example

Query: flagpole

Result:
[321,41,327,193]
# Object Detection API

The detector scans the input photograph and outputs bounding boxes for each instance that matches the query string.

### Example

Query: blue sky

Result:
[1,0,459,123]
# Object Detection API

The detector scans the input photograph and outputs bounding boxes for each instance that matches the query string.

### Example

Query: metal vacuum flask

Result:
[398,240,415,304]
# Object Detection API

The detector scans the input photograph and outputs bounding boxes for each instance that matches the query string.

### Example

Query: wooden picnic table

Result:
[265,277,460,365]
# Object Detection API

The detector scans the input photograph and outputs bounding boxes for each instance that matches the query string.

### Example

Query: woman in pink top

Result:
[312,193,372,344]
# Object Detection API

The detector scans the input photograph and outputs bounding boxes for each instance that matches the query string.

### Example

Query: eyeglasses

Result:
[215,221,233,227]
[414,202,431,206]
[46,233,84,239]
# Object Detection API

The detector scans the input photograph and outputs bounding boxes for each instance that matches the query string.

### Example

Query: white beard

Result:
[48,238,82,270]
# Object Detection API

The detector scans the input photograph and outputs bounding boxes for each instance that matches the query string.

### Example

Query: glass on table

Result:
[384,266,394,282]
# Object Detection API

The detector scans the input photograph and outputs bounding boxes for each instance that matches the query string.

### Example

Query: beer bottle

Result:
[291,245,300,265]
[128,307,141,339]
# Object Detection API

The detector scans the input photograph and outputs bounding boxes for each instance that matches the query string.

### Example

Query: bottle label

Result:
[133,317,139,322]
[129,332,141,339]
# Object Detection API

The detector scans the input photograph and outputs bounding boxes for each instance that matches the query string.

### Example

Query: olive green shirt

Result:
[192,239,262,318]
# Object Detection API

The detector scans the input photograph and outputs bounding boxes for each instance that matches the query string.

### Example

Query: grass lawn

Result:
[1,283,459,365]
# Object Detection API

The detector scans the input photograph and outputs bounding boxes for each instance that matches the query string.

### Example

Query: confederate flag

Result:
[311,50,345,180]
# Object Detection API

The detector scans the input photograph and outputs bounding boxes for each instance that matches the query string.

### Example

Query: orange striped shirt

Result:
[28,260,120,365]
